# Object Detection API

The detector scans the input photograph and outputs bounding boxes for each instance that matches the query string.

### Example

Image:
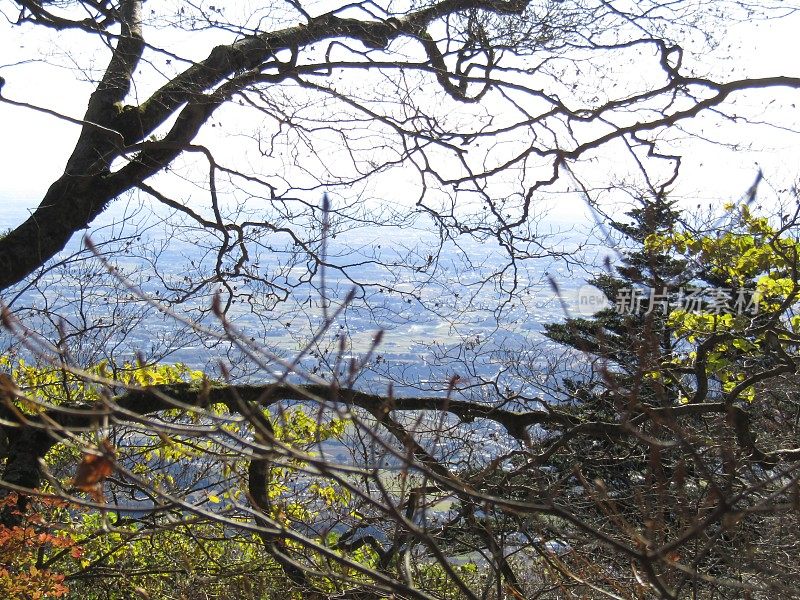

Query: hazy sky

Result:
[1,3,799,229]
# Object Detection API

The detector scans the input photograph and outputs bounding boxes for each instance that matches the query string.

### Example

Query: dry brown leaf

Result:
[73,439,116,503]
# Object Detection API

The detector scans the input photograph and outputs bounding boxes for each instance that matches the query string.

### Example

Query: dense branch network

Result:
[0,0,798,302]
[1,0,800,598]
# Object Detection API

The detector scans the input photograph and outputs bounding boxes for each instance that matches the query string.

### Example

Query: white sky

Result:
[1,3,799,228]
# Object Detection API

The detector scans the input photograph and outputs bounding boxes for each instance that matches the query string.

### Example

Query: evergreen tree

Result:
[545,195,691,411]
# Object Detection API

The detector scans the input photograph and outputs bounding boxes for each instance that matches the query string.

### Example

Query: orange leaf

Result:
[73,440,116,502]
[73,454,113,490]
